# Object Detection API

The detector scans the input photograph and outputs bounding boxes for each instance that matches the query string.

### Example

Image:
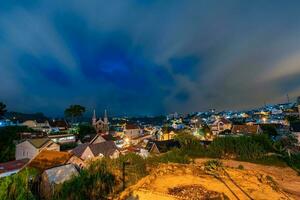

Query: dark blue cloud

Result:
[175,91,190,103]
[169,56,200,80]
[1,0,300,116]
[19,54,71,86]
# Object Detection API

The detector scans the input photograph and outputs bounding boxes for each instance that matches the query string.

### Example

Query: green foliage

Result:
[174,132,200,147]
[60,142,78,151]
[0,126,34,162]
[64,105,86,123]
[273,134,298,154]
[0,102,7,116]
[113,153,148,190]
[261,124,278,137]
[78,124,96,141]
[237,164,244,170]
[283,153,300,173]
[207,135,269,160]
[147,148,190,165]
[286,115,300,123]
[204,159,223,171]
[54,160,115,200]
[0,168,38,200]
[174,132,206,157]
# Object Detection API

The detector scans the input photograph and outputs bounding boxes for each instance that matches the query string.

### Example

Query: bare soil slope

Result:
[118,159,300,200]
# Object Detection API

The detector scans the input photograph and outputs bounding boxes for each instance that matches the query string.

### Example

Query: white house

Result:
[22,120,51,132]
[123,124,142,139]
[210,118,232,135]
[16,138,60,160]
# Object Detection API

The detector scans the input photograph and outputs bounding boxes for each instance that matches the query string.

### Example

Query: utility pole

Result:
[122,161,130,191]
[286,94,290,103]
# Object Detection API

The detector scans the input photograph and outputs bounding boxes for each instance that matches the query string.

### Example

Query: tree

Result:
[78,124,96,141]
[0,126,34,162]
[0,102,7,117]
[64,105,85,124]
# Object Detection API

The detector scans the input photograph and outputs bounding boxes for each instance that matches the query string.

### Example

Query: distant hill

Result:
[4,112,49,123]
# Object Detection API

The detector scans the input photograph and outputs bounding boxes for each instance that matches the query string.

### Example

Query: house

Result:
[22,120,50,132]
[48,134,76,144]
[72,141,119,160]
[210,118,232,135]
[123,123,142,139]
[16,138,60,160]
[28,150,84,171]
[0,159,29,178]
[41,164,79,199]
[231,125,263,135]
[90,134,106,144]
[157,127,176,141]
[48,120,70,131]
[146,140,180,154]
[190,116,205,128]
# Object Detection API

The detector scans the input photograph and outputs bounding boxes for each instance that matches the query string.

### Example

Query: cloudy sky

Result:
[1,0,300,116]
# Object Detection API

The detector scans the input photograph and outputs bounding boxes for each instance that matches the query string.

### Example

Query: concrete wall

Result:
[15,141,38,160]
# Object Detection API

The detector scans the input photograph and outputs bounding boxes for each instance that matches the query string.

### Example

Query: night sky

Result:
[1,1,300,116]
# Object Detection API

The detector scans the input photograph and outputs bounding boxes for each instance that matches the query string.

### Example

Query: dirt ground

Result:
[118,159,300,200]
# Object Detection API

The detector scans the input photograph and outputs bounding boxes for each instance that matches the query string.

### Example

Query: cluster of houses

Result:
[1,100,300,198]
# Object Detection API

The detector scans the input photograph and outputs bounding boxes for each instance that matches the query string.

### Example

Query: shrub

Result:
[0,168,38,200]
[54,160,115,200]
[114,153,148,188]
[147,148,190,166]
[237,164,244,170]
[207,135,271,160]
[204,159,223,171]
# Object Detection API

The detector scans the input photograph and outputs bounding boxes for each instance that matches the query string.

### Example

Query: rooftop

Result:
[28,150,73,171]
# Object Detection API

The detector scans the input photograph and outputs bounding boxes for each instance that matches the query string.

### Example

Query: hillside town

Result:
[1,97,300,199]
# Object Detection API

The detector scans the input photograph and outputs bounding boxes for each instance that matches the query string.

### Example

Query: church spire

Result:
[92,109,97,125]
[104,109,108,124]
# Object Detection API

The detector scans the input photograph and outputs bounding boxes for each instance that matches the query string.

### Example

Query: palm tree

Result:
[0,102,7,117]
[64,105,86,124]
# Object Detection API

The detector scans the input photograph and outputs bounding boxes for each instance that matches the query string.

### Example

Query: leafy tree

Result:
[78,124,96,141]
[261,125,278,137]
[0,126,34,162]
[64,105,86,124]
[0,102,7,117]
[286,115,300,123]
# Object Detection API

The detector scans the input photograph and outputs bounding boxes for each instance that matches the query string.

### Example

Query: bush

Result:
[237,164,244,170]
[207,135,271,160]
[284,153,300,173]
[114,153,148,189]
[54,160,115,200]
[204,159,223,171]
[0,168,38,200]
[0,126,34,162]
[147,148,190,166]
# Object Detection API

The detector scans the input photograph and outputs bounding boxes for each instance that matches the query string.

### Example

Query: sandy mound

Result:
[118,160,299,200]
